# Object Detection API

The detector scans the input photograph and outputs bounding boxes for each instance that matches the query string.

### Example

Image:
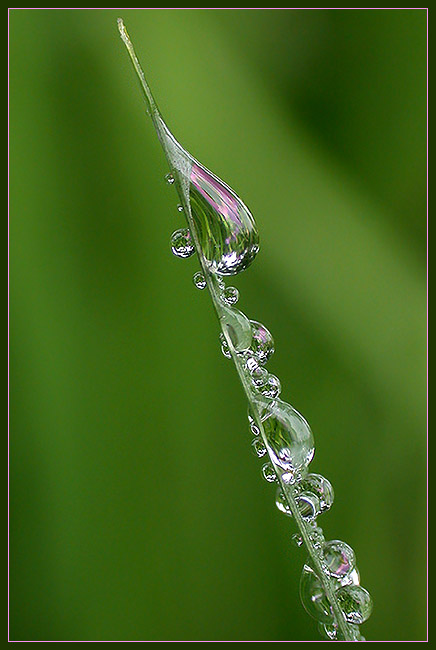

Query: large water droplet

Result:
[336,585,373,624]
[189,162,259,275]
[165,172,175,185]
[171,228,194,258]
[253,396,315,476]
[249,320,274,365]
[118,19,258,276]
[322,540,356,581]
[300,564,334,624]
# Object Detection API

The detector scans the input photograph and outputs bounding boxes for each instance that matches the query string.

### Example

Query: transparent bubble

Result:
[275,488,292,516]
[261,462,276,482]
[249,320,274,365]
[221,286,239,305]
[292,533,304,547]
[177,204,184,212]
[322,540,356,580]
[219,333,232,359]
[165,172,175,185]
[247,411,260,435]
[296,491,320,522]
[300,564,334,623]
[221,305,252,353]
[299,473,334,513]
[259,374,281,399]
[189,161,259,275]
[319,622,361,641]
[253,396,315,477]
[336,585,373,624]
[171,228,194,258]
[193,271,206,290]
[308,524,325,549]
[252,438,267,458]
[250,366,269,388]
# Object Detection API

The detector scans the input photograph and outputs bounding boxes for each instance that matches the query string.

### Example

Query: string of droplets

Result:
[169,180,372,642]
[118,20,372,640]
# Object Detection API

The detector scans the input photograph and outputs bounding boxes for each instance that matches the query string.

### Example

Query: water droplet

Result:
[250,365,269,388]
[336,585,373,624]
[221,286,239,305]
[221,305,252,353]
[292,533,304,547]
[275,488,292,516]
[165,172,175,185]
[177,204,184,212]
[322,541,356,580]
[247,411,260,435]
[296,491,320,522]
[300,564,334,623]
[252,437,267,458]
[308,524,325,549]
[217,276,226,291]
[219,333,232,359]
[189,162,259,275]
[299,473,334,513]
[249,321,274,365]
[171,228,194,258]
[253,396,315,477]
[260,374,281,399]
[319,622,361,641]
[193,271,206,290]
[261,461,276,482]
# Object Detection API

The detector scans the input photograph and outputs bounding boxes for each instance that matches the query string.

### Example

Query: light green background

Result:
[10,9,427,641]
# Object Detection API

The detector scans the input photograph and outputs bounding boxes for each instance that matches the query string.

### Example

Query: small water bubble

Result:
[260,374,281,399]
[171,228,194,258]
[253,396,315,478]
[247,411,260,435]
[249,321,274,365]
[336,585,373,624]
[165,172,175,185]
[193,271,206,290]
[300,564,334,623]
[275,487,292,516]
[296,492,320,522]
[251,366,269,388]
[221,286,239,305]
[177,204,184,212]
[217,276,226,291]
[261,461,276,482]
[252,437,267,458]
[292,533,304,548]
[299,473,334,513]
[219,333,232,359]
[318,622,361,641]
[322,540,356,580]
[308,524,325,549]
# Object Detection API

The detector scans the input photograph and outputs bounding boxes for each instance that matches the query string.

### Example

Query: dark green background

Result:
[10,9,427,641]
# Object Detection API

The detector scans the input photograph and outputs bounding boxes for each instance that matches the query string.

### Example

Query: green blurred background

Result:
[10,9,427,641]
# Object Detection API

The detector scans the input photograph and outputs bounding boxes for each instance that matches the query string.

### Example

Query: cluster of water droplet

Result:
[166,165,371,641]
